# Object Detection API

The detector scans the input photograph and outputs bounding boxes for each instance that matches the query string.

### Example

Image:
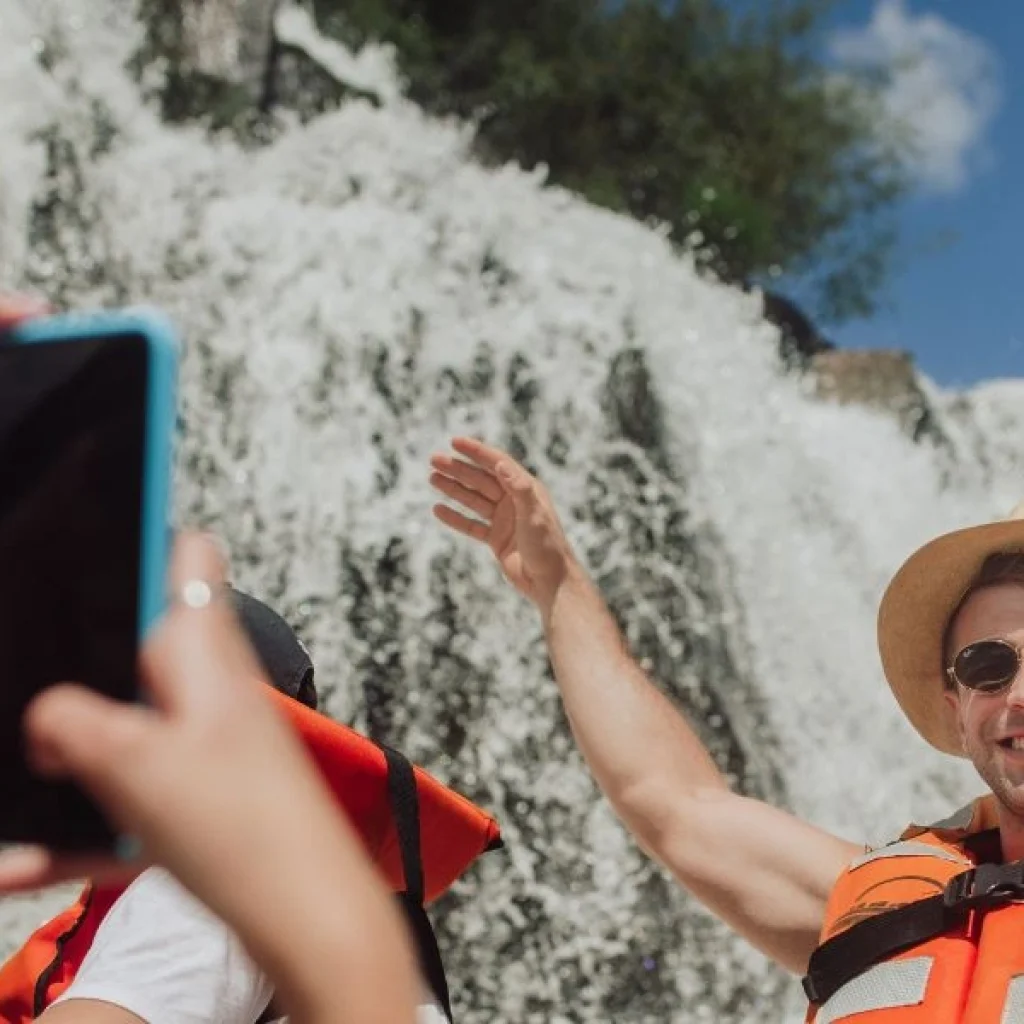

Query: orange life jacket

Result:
[803,796,1024,1024]
[0,688,501,1021]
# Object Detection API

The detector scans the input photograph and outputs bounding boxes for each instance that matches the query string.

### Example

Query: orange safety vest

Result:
[0,688,501,1021]
[803,796,1024,1024]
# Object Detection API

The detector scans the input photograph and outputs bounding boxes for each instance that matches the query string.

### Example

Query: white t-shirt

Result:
[54,867,448,1024]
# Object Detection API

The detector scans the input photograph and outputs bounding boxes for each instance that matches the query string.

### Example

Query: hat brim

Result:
[878,518,1024,756]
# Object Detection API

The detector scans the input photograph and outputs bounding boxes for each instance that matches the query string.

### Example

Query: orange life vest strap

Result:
[803,859,1024,1005]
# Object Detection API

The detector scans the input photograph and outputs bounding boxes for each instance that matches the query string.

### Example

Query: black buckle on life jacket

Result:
[803,859,1024,1008]
[943,861,1024,913]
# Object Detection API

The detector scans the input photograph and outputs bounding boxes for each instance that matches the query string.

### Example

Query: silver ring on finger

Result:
[176,578,222,610]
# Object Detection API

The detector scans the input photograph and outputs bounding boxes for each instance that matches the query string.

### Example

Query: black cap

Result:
[230,589,318,710]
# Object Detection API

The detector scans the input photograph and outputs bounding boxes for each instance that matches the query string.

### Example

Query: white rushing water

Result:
[1,2,1021,1020]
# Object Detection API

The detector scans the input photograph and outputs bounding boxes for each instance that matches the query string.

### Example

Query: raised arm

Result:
[431,438,861,973]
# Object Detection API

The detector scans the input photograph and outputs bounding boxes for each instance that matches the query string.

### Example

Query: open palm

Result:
[429,437,573,609]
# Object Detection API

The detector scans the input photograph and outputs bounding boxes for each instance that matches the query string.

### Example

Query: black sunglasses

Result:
[947,639,1024,694]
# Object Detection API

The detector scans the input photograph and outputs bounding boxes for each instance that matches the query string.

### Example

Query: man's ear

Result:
[943,688,968,753]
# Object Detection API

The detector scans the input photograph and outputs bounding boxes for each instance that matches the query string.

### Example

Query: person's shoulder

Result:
[118,865,219,920]
[56,865,275,1022]
[122,864,181,896]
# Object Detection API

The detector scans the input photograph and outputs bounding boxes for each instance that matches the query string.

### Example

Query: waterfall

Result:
[1,2,1019,1020]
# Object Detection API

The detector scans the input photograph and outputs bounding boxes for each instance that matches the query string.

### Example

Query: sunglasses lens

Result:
[953,641,1020,693]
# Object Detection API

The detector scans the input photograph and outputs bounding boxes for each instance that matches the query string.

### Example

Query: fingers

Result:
[443,438,539,504]
[166,530,229,597]
[143,531,257,713]
[0,293,48,328]
[22,683,166,853]
[429,444,509,540]
[428,471,495,520]
[429,452,504,503]
[431,439,549,540]
[431,503,490,542]
[449,436,511,471]
[24,684,155,794]
[0,845,145,894]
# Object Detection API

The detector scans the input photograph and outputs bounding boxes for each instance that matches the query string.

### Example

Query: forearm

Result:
[171,752,421,1024]
[268,891,418,1024]
[541,565,728,842]
[238,834,420,1024]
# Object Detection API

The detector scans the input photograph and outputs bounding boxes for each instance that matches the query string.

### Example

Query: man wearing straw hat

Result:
[431,435,1024,1020]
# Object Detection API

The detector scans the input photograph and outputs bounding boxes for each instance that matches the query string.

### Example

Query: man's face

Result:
[946,583,1024,816]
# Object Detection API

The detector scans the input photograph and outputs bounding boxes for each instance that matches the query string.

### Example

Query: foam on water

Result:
[1,2,1021,1019]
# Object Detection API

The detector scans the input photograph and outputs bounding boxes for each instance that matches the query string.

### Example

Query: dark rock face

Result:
[128,0,386,132]
[128,0,278,127]
[757,291,951,450]
[760,289,835,370]
[810,349,947,446]
[176,0,279,89]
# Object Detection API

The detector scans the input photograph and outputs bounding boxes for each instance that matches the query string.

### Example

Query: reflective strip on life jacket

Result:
[846,840,972,870]
[1003,977,1024,1022]
[805,808,1024,1024]
[815,956,934,1024]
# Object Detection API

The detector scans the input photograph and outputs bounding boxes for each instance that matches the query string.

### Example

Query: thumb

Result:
[25,684,156,795]
[0,293,49,328]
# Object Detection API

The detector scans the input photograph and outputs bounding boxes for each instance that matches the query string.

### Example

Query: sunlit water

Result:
[1,3,1021,1020]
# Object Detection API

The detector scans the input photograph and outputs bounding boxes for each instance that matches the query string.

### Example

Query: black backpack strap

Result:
[382,745,424,903]
[258,745,453,1023]
[381,744,453,1022]
[803,859,1024,1006]
[396,892,453,1023]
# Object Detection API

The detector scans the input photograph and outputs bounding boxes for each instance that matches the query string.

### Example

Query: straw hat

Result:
[878,500,1024,756]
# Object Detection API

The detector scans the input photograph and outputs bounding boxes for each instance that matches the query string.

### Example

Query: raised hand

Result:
[429,437,578,613]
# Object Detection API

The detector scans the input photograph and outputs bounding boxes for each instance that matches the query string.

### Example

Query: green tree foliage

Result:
[313,0,909,322]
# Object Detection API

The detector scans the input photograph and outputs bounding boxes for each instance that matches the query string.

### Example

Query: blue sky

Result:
[811,0,1021,388]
